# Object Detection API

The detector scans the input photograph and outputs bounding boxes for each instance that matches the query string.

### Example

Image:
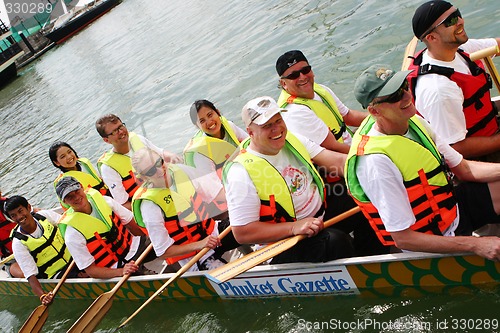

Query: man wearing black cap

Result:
[276,50,367,154]
[408,1,500,160]
[56,177,154,278]
[345,64,500,261]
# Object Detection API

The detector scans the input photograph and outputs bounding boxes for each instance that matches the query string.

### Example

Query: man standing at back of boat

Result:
[408,0,500,160]
[95,114,182,210]
[275,51,386,256]
[345,64,500,261]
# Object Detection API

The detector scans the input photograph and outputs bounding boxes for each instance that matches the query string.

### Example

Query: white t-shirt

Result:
[138,164,223,272]
[355,116,463,235]
[415,38,498,145]
[281,84,352,146]
[64,196,140,271]
[100,134,164,205]
[12,209,62,279]
[189,121,248,177]
[225,133,324,228]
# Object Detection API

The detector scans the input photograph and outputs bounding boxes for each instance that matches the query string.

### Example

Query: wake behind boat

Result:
[0,252,498,302]
[43,0,120,44]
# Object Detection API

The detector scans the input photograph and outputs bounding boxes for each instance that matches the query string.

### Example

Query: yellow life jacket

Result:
[223,133,325,223]
[277,83,347,141]
[345,116,457,246]
[11,214,71,279]
[58,189,133,268]
[184,117,241,179]
[97,132,145,201]
[132,165,216,264]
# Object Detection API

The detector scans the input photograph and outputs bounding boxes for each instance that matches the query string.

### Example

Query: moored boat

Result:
[0,19,24,86]
[44,0,120,44]
[1,252,498,302]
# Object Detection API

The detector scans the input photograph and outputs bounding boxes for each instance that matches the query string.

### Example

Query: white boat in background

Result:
[0,19,24,87]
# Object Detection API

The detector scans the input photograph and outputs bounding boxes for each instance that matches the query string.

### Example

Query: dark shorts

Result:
[455,182,500,235]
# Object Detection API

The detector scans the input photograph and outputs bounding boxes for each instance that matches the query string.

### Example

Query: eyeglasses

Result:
[373,80,409,105]
[421,9,461,39]
[143,157,164,177]
[280,65,312,80]
[106,123,126,137]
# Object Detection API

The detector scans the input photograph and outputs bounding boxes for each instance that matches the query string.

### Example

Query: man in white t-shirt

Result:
[4,195,71,305]
[95,114,182,210]
[345,64,500,261]
[56,177,155,278]
[224,96,355,264]
[131,148,239,271]
[409,1,500,159]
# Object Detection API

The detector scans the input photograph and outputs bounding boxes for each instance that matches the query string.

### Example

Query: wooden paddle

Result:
[117,225,232,330]
[66,243,154,333]
[469,45,500,93]
[205,206,361,284]
[0,254,14,266]
[18,260,76,333]
[402,36,419,71]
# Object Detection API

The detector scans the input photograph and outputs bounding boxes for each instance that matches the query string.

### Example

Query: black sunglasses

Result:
[143,157,164,177]
[373,80,409,105]
[422,9,461,39]
[281,65,312,80]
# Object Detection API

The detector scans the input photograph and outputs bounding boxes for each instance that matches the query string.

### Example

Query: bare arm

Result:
[27,275,45,300]
[451,159,500,183]
[391,228,500,261]
[450,133,500,159]
[122,201,132,210]
[83,261,138,279]
[231,217,323,245]
[159,235,221,261]
[124,217,146,236]
[311,149,347,178]
[319,131,350,153]
[342,109,367,127]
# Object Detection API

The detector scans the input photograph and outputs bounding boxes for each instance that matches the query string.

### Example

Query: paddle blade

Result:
[19,305,49,333]
[206,235,304,284]
[67,292,114,333]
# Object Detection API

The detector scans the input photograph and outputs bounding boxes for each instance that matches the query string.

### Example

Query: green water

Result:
[0,0,499,332]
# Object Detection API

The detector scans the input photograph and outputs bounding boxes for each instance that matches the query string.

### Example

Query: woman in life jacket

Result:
[49,141,110,208]
[184,99,248,180]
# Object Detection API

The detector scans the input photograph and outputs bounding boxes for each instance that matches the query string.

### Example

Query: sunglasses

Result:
[373,80,409,105]
[281,65,312,80]
[143,157,164,177]
[422,9,461,38]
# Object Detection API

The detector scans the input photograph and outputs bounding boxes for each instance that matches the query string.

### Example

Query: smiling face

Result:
[7,204,36,233]
[63,187,92,214]
[279,61,315,99]
[55,146,78,170]
[102,120,129,147]
[368,88,416,134]
[196,106,222,138]
[247,113,287,155]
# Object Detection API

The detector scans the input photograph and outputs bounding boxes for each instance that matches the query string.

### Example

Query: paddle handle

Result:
[111,242,154,293]
[52,260,76,296]
[0,254,14,266]
[118,226,232,329]
[469,45,499,62]
[402,36,419,71]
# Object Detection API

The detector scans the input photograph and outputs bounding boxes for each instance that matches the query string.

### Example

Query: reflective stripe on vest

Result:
[132,166,216,264]
[12,215,71,279]
[408,49,498,137]
[224,133,325,223]
[345,116,457,246]
[97,132,145,201]
[277,83,346,141]
[59,189,133,268]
